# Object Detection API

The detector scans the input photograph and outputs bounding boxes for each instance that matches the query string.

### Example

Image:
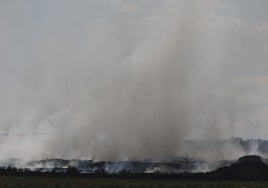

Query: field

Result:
[0,176,268,188]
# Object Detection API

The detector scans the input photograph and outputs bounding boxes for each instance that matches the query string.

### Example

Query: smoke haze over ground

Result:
[0,0,268,161]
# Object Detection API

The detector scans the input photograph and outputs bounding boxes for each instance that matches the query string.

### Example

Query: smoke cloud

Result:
[0,0,268,161]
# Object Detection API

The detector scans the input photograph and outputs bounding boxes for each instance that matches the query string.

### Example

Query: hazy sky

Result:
[0,0,268,160]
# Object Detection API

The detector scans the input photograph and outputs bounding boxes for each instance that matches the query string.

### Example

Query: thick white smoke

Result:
[0,0,267,161]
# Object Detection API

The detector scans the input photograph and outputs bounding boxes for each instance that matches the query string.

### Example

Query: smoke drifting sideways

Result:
[0,0,266,161]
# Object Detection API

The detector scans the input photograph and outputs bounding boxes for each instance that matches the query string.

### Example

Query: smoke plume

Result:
[0,0,267,161]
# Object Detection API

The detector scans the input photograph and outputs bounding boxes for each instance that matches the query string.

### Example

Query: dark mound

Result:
[238,155,262,163]
[207,155,268,180]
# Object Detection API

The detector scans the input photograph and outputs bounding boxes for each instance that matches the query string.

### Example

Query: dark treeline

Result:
[1,155,268,181]
[0,166,206,180]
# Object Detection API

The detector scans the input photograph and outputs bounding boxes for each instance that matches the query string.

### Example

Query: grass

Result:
[0,176,267,188]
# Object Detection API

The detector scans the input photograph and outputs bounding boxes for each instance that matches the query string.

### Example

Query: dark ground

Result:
[0,176,268,188]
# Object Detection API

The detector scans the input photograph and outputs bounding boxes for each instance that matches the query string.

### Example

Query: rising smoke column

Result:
[43,0,203,160]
